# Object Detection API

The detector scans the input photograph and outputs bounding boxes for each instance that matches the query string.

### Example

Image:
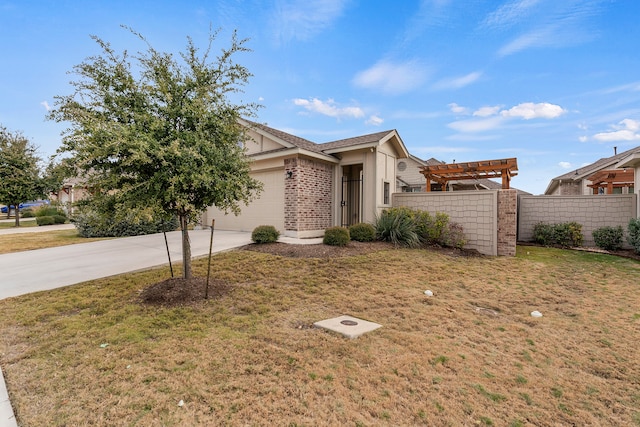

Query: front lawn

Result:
[0,246,639,425]
[0,229,110,254]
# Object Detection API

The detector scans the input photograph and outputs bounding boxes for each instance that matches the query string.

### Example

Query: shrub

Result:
[374,208,419,247]
[53,215,67,224]
[323,226,350,247]
[251,225,280,244]
[348,223,376,242]
[533,222,583,248]
[21,208,35,218]
[414,211,454,246]
[36,205,66,218]
[442,222,467,249]
[36,216,55,226]
[592,225,624,251]
[73,207,178,238]
[628,218,640,254]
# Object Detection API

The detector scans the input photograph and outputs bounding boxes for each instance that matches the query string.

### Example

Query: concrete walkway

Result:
[0,226,322,426]
[0,228,256,300]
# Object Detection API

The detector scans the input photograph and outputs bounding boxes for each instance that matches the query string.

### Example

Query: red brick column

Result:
[497,189,517,256]
[284,157,333,233]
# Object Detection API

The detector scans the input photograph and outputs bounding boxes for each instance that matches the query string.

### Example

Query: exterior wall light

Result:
[286,170,293,179]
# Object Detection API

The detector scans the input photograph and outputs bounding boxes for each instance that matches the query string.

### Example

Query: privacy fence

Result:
[393,190,638,256]
[517,194,638,247]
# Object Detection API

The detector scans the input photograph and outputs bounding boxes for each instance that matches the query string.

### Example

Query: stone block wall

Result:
[284,157,333,235]
[518,194,637,247]
[393,191,499,256]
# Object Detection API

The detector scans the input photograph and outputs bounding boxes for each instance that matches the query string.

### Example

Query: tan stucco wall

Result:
[397,157,426,191]
[243,129,285,154]
[518,194,638,247]
[393,191,498,256]
[204,168,285,232]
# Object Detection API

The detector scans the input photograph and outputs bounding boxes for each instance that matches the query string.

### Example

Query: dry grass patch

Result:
[0,229,110,254]
[0,245,639,426]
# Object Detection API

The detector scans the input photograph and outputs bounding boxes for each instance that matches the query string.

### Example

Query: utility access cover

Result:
[313,315,382,339]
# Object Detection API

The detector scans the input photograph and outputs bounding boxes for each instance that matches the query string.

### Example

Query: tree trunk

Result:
[180,214,192,279]
[13,202,20,227]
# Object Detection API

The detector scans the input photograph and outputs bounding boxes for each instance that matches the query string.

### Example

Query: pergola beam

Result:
[420,158,518,191]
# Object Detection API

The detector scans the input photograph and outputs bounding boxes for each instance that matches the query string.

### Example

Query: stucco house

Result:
[203,120,409,238]
[545,146,639,196]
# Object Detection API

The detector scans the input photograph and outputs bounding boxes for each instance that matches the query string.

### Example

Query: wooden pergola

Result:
[587,169,635,194]
[419,158,518,191]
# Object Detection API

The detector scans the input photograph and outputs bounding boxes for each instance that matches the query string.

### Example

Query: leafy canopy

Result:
[49,27,262,223]
[0,125,44,225]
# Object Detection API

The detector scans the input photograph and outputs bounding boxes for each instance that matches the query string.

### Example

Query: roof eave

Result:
[616,152,640,168]
[250,147,339,163]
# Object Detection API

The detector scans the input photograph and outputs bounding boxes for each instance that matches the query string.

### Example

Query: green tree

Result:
[0,125,44,226]
[49,27,262,279]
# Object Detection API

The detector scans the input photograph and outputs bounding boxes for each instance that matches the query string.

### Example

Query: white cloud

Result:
[473,105,501,117]
[366,115,384,126]
[447,101,566,134]
[293,98,364,120]
[558,161,572,169]
[482,0,542,29]
[271,0,348,44]
[353,59,429,95]
[501,102,566,119]
[489,1,601,57]
[579,136,588,142]
[432,71,482,90]
[593,118,640,142]
[448,103,469,115]
[40,101,50,111]
[448,116,505,133]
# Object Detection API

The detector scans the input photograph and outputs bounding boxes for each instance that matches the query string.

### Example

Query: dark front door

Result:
[341,165,363,227]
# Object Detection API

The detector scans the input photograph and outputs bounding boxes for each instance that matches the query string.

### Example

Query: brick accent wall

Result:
[284,157,333,233]
[497,190,517,256]
[518,194,638,247]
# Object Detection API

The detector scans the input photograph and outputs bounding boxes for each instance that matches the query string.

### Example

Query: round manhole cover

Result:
[340,320,358,326]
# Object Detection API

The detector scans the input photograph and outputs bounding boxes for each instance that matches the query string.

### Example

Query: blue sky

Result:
[1,0,639,194]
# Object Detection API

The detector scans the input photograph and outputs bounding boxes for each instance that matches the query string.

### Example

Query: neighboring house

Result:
[545,146,639,195]
[396,155,509,193]
[203,120,409,238]
[50,178,89,214]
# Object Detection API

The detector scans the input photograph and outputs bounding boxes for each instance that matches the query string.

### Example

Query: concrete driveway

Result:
[0,229,253,300]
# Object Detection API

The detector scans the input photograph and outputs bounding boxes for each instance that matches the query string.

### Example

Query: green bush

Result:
[251,225,280,244]
[533,222,583,248]
[36,205,66,218]
[323,226,350,247]
[592,225,624,251]
[414,211,454,246]
[348,223,376,242]
[21,208,35,218]
[36,216,55,226]
[374,207,420,247]
[73,207,178,238]
[627,218,640,254]
[53,215,67,224]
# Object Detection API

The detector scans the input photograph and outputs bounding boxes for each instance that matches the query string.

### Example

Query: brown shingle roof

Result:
[551,145,640,181]
[318,130,395,151]
[243,120,322,153]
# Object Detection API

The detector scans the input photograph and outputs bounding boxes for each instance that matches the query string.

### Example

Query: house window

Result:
[383,181,390,205]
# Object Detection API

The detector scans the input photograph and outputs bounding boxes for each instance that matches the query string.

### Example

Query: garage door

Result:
[206,169,285,232]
